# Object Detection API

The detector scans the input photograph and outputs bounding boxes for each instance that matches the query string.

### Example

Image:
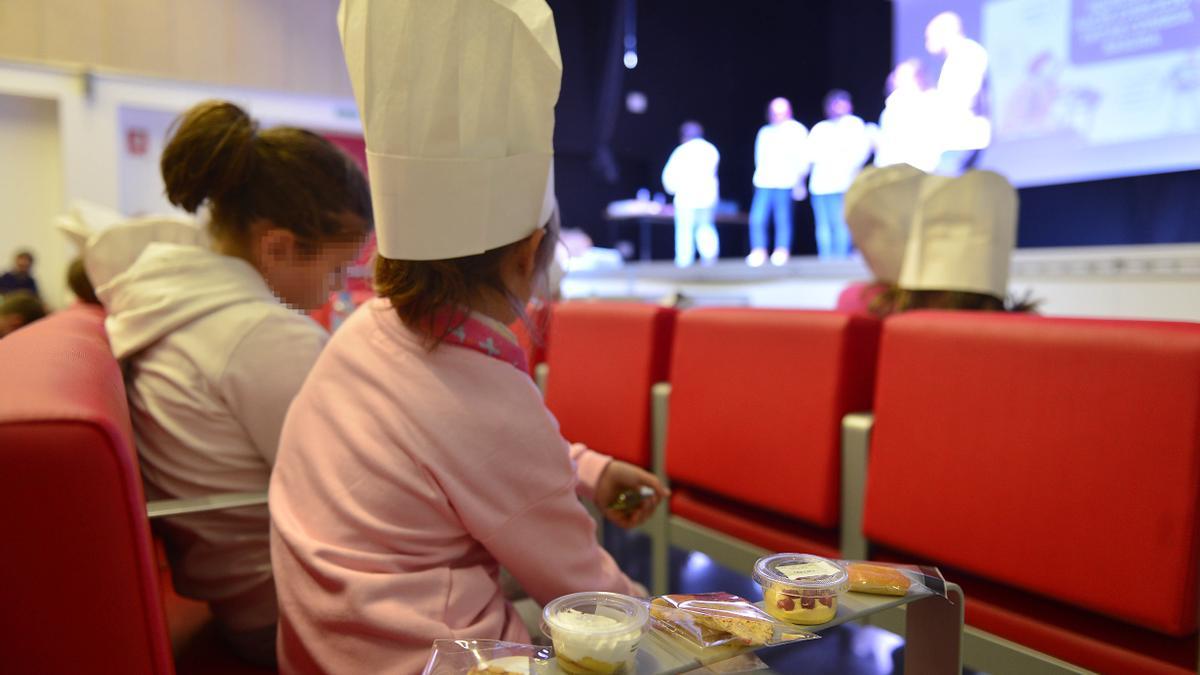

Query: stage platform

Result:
[561,243,1200,322]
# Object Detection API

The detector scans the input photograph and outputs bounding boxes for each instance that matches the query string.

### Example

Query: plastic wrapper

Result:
[422,639,553,675]
[646,592,819,652]
[839,560,948,599]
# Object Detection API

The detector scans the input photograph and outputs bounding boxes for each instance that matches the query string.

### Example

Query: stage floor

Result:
[561,244,1200,321]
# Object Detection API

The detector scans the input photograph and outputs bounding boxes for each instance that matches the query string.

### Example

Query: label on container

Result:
[777,560,841,581]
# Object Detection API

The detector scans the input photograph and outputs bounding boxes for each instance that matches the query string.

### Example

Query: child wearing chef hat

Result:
[844,166,1035,314]
[839,164,927,313]
[269,1,664,671]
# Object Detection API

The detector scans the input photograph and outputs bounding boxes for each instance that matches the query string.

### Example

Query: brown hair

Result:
[870,285,1040,316]
[0,291,47,327]
[161,100,372,251]
[66,258,100,305]
[375,210,561,347]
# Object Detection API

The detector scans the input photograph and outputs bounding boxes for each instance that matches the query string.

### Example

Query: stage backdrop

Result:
[547,0,1199,256]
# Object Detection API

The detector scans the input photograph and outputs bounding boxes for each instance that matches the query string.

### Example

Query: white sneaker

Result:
[770,249,790,266]
[746,249,767,267]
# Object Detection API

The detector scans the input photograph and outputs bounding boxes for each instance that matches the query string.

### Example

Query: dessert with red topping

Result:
[753,554,849,625]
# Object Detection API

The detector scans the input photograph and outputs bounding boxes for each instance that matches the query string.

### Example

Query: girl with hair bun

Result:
[95,100,371,666]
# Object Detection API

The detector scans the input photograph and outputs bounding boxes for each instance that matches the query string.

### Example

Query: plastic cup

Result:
[541,592,647,674]
[753,553,849,625]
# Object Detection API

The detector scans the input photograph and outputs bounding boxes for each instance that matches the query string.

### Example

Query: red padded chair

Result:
[860,311,1200,674]
[543,301,676,468]
[0,306,272,675]
[657,308,880,590]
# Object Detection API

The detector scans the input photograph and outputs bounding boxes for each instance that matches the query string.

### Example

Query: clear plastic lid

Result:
[753,554,849,594]
[541,592,649,638]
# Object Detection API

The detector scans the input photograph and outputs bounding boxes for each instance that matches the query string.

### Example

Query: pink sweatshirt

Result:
[270,299,639,673]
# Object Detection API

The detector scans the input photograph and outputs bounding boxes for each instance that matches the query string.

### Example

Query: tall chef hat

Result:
[843,164,929,284]
[898,170,1018,299]
[338,0,561,260]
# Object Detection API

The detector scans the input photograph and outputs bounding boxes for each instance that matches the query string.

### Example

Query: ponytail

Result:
[160,100,372,249]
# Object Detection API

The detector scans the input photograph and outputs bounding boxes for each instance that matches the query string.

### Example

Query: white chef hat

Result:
[84,215,208,290]
[843,164,929,284]
[338,0,561,261]
[898,170,1018,299]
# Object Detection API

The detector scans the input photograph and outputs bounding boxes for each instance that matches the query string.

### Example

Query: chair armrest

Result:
[841,412,874,561]
[146,491,269,519]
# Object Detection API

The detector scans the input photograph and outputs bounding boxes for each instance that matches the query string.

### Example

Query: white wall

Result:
[0,59,363,310]
[117,105,183,216]
[0,0,351,97]
[0,94,66,307]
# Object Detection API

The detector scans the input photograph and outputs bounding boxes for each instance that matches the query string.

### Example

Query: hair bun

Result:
[160,101,258,213]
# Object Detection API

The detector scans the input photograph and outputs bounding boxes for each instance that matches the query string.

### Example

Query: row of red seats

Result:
[0,306,273,675]
[532,301,1200,675]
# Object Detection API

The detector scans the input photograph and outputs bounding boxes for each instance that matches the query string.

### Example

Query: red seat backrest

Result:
[864,311,1200,637]
[543,302,676,467]
[665,308,880,527]
[0,306,174,674]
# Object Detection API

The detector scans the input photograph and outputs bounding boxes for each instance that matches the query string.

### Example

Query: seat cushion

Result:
[671,487,840,559]
[873,547,1197,675]
[864,312,1200,636]
[666,308,879,527]
[544,302,676,467]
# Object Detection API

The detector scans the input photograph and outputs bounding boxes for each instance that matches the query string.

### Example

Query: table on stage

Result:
[544,582,965,674]
[604,204,750,261]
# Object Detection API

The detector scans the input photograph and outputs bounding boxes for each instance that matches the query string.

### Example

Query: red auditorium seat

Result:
[862,311,1200,674]
[659,308,880,586]
[0,306,273,675]
[543,301,676,468]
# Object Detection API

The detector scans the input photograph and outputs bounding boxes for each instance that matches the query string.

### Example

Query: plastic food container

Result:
[541,592,647,674]
[753,554,849,625]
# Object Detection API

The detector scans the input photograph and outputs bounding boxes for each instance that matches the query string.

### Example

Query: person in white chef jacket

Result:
[807,90,872,259]
[747,97,810,267]
[661,120,721,267]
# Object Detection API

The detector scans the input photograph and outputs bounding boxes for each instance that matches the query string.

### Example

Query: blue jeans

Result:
[674,206,719,266]
[749,187,793,252]
[811,192,852,258]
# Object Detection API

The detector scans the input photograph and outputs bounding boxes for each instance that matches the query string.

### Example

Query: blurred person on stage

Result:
[874,60,942,172]
[0,249,39,298]
[807,90,872,259]
[747,97,810,267]
[925,11,991,172]
[661,120,721,267]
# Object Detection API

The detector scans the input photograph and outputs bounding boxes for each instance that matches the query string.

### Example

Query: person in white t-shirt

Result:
[807,90,873,259]
[926,11,991,170]
[747,97,810,267]
[662,121,720,267]
[875,59,943,172]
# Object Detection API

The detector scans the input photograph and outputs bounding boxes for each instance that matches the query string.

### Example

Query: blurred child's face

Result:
[255,215,369,311]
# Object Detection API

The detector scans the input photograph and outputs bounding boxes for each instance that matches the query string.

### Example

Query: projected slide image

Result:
[895,0,1200,187]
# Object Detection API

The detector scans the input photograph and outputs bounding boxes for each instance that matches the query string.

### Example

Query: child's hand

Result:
[594,461,669,529]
